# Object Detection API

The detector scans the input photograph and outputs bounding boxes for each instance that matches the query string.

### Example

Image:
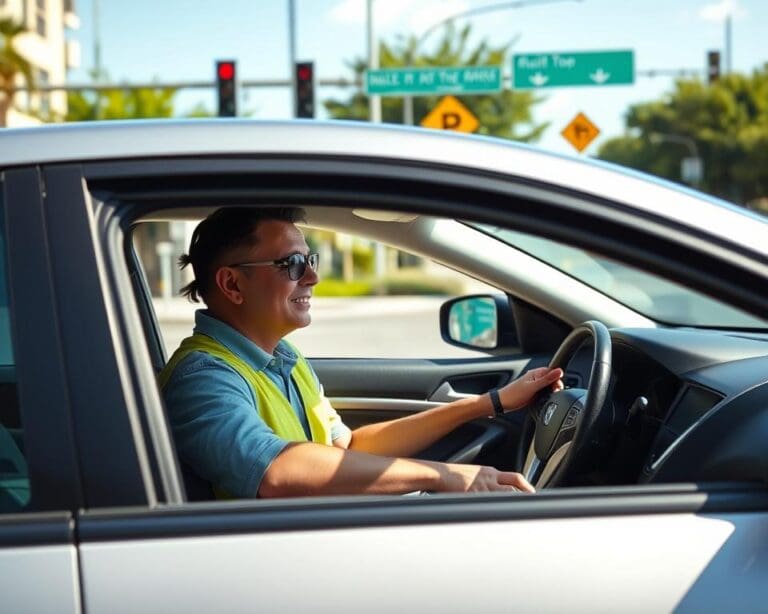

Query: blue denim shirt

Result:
[163,310,349,497]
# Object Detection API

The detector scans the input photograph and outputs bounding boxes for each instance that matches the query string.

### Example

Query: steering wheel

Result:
[514,320,612,488]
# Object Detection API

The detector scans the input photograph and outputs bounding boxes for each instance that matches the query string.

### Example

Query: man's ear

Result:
[214,267,244,305]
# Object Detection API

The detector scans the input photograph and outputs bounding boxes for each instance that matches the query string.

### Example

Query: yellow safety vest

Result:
[159,333,335,446]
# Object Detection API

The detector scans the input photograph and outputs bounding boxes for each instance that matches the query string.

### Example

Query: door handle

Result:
[430,372,511,402]
[430,381,473,403]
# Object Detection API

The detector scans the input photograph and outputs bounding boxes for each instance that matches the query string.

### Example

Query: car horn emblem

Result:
[543,402,557,426]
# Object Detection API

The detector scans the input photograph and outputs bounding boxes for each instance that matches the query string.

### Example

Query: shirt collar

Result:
[193,310,297,373]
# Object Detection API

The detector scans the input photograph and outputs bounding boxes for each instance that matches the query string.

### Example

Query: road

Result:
[155,296,486,359]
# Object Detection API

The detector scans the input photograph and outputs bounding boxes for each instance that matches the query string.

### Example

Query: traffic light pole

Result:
[18,68,703,95]
[366,0,382,123]
[12,67,707,98]
[288,0,298,116]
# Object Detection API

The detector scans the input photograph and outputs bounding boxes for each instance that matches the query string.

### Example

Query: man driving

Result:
[160,207,563,498]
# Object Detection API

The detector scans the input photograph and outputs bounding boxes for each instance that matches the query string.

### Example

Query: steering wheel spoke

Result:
[522,439,543,485]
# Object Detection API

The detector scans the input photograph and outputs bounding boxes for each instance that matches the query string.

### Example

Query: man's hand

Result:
[442,463,535,493]
[497,366,564,413]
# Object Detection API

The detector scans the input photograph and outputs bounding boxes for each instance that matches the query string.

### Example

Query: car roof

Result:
[2,119,765,255]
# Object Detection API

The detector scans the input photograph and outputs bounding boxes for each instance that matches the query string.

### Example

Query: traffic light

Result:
[294,61,315,118]
[216,60,237,117]
[707,50,721,84]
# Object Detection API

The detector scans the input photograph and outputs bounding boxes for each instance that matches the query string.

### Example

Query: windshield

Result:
[477,224,768,329]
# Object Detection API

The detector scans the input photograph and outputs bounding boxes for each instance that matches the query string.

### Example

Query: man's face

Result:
[229,220,318,341]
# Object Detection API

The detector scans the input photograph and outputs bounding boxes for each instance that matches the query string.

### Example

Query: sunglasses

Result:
[228,252,319,281]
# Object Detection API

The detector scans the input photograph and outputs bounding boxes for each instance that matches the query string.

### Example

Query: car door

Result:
[75,485,768,612]
[46,150,768,613]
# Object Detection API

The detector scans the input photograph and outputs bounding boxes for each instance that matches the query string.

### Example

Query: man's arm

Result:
[259,442,533,497]
[260,367,564,498]
[341,367,563,458]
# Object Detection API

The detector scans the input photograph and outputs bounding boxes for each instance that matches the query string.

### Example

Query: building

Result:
[1,0,80,126]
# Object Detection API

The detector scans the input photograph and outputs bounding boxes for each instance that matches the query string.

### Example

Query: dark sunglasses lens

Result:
[287,253,319,280]
[287,254,305,280]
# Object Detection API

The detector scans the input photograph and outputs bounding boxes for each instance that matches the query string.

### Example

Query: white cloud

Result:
[698,0,747,22]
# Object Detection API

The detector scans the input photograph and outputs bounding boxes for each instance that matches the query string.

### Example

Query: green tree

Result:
[182,102,216,118]
[598,65,768,205]
[66,71,177,121]
[325,24,547,141]
[0,18,34,127]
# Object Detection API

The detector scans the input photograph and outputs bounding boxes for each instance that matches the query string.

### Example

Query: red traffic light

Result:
[297,65,312,81]
[216,60,237,116]
[294,61,314,118]
[217,62,235,81]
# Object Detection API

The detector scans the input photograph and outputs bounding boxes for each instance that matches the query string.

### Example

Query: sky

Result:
[68,0,766,155]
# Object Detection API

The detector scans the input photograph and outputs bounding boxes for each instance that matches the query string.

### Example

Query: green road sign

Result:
[365,66,502,96]
[512,50,634,89]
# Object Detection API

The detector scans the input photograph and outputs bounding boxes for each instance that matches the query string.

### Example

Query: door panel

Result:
[0,545,82,613]
[77,487,768,613]
[312,356,542,401]
[0,512,81,613]
[312,355,547,465]
[81,514,765,613]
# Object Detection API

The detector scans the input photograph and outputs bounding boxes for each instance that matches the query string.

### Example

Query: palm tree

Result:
[0,18,34,127]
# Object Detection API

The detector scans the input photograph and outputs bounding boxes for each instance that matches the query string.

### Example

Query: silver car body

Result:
[1,121,767,613]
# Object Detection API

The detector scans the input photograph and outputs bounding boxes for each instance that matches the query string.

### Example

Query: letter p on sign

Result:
[421,96,479,133]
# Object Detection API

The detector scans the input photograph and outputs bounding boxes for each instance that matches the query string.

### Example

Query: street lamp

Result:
[650,132,703,187]
[402,0,583,125]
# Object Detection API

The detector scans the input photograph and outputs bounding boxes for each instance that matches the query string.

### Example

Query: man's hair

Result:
[179,207,306,303]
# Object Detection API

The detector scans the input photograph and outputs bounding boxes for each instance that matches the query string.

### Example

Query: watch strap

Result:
[489,389,504,417]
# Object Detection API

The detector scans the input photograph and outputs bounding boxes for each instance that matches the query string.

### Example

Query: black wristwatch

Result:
[489,389,504,417]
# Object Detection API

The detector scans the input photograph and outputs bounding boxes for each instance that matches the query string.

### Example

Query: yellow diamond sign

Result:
[561,112,600,153]
[421,96,479,133]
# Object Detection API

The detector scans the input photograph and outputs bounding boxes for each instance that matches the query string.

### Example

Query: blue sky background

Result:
[69,0,766,154]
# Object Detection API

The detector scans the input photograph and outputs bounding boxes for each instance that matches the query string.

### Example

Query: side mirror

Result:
[440,294,518,353]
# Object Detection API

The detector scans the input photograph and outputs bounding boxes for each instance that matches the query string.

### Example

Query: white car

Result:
[1,120,767,613]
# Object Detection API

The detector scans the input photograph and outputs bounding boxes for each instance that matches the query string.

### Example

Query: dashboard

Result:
[568,327,768,486]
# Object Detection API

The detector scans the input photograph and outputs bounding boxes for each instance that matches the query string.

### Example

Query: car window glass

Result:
[134,221,497,359]
[0,190,30,513]
[478,224,768,329]
[291,229,496,358]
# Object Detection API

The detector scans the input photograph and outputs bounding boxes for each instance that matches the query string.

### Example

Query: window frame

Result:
[37,164,176,509]
[2,167,82,512]
[79,153,768,516]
